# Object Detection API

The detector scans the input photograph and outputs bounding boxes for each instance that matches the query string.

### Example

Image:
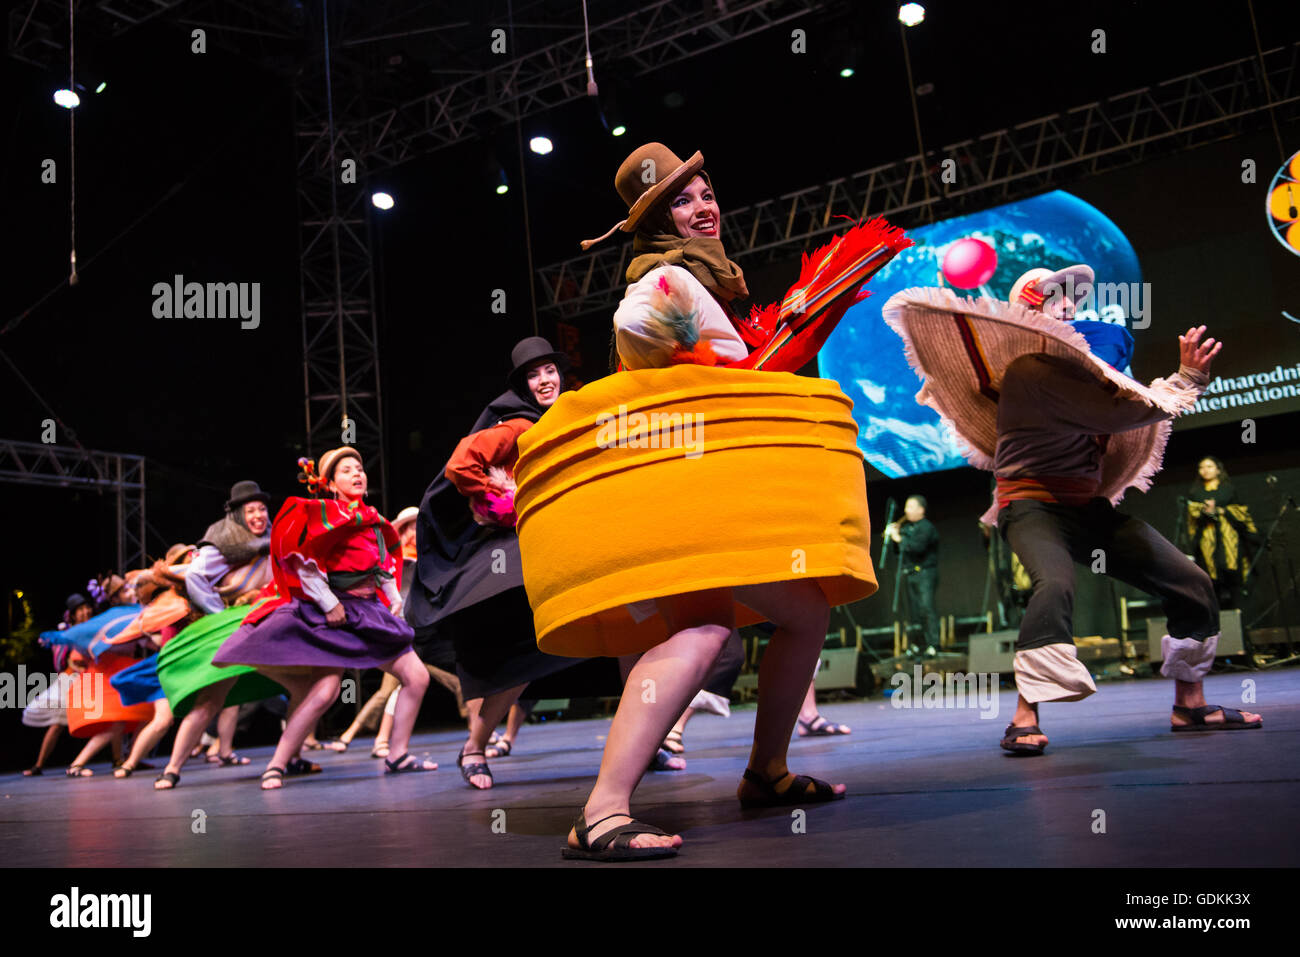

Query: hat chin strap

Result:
[580,219,627,251]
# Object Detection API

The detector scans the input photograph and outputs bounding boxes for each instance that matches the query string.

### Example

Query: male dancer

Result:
[996,267,1260,752]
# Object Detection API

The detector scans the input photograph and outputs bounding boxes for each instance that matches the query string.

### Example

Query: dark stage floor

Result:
[4,670,1297,868]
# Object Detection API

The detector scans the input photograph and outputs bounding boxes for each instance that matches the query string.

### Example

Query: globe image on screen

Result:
[820,190,1142,478]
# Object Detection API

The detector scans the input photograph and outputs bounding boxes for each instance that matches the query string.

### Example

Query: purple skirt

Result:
[213,594,414,671]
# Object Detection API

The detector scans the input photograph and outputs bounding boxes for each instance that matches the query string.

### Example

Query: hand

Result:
[1204,499,1216,515]
[1179,325,1221,374]
[324,603,346,625]
[388,599,403,619]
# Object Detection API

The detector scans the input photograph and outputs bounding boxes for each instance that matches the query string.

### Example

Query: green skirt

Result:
[158,606,288,719]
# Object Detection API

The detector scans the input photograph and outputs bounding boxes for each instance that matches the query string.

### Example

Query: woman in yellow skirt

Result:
[515,143,907,860]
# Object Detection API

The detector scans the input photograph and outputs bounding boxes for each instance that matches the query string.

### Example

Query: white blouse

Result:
[613,264,748,370]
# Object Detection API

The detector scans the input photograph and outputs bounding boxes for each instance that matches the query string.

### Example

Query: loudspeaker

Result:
[814,647,860,690]
[968,630,1019,673]
[1146,608,1244,659]
[812,647,877,696]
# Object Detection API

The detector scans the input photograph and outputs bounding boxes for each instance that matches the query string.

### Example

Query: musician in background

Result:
[885,495,941,657]
[1186,456,1258,610]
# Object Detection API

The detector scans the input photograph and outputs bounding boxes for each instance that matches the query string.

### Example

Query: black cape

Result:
[404,388,542,635]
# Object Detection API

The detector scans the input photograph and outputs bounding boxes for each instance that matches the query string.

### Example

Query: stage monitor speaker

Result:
[1146,608,1244,658]
[968,630,1019,674]
[815,647,859,690]
[813,647,877,696]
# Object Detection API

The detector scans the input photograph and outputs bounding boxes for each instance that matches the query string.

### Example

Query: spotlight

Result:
[529,136,553,155]
[53,89,80,109]
[95,81,106,94]
[371,192,394,210]
[839,67,855,78]
[495,168,509,195]
[611,125,626,137]
[898,3,925,27]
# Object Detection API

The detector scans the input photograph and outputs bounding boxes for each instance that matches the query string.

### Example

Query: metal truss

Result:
[0,440,146,572]
[538,41,1300,322]
[7,0,188,67]
[359,0,837,168]
[294,2,389,514]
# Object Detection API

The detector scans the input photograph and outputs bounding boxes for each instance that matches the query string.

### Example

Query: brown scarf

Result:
[626,232,749,302]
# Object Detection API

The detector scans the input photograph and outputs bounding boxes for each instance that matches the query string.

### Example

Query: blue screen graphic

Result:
[819,190,1142,478]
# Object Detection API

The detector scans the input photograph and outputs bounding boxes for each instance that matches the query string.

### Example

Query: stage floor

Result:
[4,670,1297,867]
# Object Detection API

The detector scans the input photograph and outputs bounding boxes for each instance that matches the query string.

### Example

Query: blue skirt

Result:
[110,653,165,706]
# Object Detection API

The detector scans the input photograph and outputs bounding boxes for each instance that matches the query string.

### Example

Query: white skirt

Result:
[21,673,73,728]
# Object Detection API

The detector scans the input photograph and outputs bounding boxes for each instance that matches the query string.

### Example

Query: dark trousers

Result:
[904,566,940,648]
[1000,498,1218,651]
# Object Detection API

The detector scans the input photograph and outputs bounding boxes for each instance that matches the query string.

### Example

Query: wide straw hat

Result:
[580,142,705,250]
[1008,264,1094,310]
[393,506,419,531]
[881,286,1197,516]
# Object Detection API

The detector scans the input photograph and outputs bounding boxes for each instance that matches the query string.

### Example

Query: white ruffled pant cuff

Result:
[1159,633,1219,682]
[1014,644,1098,704]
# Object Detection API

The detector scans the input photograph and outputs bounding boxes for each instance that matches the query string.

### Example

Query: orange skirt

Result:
[66,652,156,738]
[514,365,876,657]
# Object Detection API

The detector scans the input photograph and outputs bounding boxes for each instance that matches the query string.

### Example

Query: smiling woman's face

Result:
[669,175,720,239]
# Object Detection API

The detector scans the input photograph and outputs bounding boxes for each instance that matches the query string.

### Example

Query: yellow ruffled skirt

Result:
[515,365,876,657]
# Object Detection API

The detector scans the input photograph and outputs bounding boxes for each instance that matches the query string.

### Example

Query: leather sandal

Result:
[457,750,492,789]
[797,715,850,736]
[154,771,181,790]
[1000,723,1047,755]
[1171,704,1262,732]
[261,767,285,790]
[384,753,437,774]
[561,811,678,862]
[738,767,844,808]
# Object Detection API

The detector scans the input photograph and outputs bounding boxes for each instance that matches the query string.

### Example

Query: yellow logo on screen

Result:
[1267,151,1300,256]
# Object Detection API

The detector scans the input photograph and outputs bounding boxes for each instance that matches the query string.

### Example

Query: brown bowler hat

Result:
[580,142,705,250]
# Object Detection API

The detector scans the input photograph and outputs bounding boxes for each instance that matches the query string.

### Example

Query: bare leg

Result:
[214,705,244,757]
[116,700,173,775]
[380,651,435,769]
[156,681,235,788]
[68,723,126,775]
[424,663,467,718]
[460,683,528,788]
[263,670,343,787]
[735,580,846,801]
[28,725,64,772]
[568,589,732,851]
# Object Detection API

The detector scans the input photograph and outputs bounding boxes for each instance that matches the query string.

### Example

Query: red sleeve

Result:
[445,419,531,500]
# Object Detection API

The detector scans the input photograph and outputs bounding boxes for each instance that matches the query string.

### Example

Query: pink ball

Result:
[941,237,998,288]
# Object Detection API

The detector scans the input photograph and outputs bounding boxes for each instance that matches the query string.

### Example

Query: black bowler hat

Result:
[507,336,570,392]
[226,480,271,513]
[65,593,90,613]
